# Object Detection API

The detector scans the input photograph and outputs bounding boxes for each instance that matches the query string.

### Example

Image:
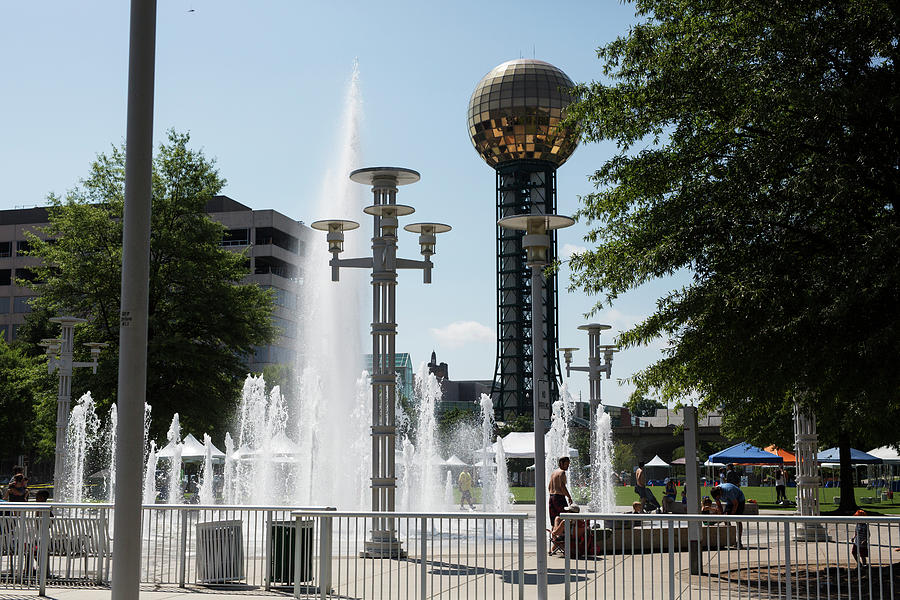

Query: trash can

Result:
[270,519,313,585]
[196,520,244,584]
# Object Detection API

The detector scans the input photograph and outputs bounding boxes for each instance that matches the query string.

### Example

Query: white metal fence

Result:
[559,513,900,600]
[292,510,528,600]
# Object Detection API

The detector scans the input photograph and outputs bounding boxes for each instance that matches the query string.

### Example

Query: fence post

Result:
[178,509,188,587]
[39,509,50,595]
[518,518,525,600]
[264,510,272,591]
[564,518,571,599]
[668,518,676,600]
[420,517,428,600]
[293,514,304,600]
[318,515,332,600]
[783,519,792,600]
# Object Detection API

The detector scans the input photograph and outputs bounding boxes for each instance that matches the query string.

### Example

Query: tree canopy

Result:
[566,0,900,512]
[0,339,56,464]
[26,131,276,441]
[624,391,665,417]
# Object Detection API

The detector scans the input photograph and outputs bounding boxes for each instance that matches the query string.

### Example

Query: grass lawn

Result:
[508,485,900,514]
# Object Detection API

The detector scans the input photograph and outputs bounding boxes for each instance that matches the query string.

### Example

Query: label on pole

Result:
[120,311,132,328]
[537,380,550,421]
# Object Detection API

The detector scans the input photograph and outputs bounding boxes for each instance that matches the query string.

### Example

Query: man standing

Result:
[548,456,573,527]
[458,468,476,510]
[635,462,661,512]
[711,483,746,548]
[725,463,741,486]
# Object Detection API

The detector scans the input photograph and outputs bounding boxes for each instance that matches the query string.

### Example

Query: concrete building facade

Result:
[0,196,308,373]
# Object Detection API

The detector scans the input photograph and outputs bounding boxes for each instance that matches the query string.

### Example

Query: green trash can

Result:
[270,519,313,585]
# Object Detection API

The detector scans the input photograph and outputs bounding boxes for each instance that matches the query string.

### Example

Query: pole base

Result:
[360,530,407,559]
[794,522,830,542]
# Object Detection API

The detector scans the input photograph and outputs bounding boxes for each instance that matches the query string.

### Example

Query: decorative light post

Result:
[557,323,617,434]
[312,166,450,558]
[40,316,108,494]
[498,213,573,600]
[794,401,829,540]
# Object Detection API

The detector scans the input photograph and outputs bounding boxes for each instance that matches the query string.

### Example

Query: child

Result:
[851,509,869,566]
[631,501,644,514]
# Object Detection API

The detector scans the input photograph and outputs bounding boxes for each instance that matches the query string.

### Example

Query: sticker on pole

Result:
[120,311,132,328]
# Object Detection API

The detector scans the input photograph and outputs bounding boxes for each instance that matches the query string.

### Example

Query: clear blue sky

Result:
[1,1,685,408]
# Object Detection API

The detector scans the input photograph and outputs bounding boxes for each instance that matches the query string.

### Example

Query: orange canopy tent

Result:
[764,446,796,466]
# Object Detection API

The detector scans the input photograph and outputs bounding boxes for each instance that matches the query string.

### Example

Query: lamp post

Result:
[498,213,573,600]
[312,166,450,558]
[40,317,108,495]
[557,324,617,435]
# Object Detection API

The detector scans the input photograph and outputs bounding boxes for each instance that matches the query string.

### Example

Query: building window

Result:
[0,297,9,313]
[0,270,10,286]
[0,242,11,258]
[254,256,298,280]
[262,286,297,309]
[255,227,299,254]
[16,241,31,256]
[13,296,34,313]
[15,269,39,284]
[222,228,250,247]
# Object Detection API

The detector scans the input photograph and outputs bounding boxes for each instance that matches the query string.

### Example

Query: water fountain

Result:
[198,433,215,505]
[62,392,100,502]
[143,440,158,504]
[589,409,616,512]
[165,414,183,504]
[103,404,117,502]
[546,384,575,493]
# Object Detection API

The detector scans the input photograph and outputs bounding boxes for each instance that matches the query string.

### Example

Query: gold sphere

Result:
[467,59,579,168]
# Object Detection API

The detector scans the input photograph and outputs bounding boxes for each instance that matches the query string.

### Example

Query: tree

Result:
[612,441,636,475]
[566,1,900,513]
[0,339,56,466]
[27,130,276,442]
[624,391,665,417]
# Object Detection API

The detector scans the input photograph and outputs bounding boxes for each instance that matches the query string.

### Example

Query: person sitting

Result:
[700,497,720,514]
[6,474,29,502]
[662,477,678,513]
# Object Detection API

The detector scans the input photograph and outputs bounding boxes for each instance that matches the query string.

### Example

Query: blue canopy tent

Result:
[816,448,883,465]
[709,443,783,465]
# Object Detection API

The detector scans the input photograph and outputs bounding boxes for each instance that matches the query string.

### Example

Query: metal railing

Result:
[293,510,529,600]
[559,512,900,600]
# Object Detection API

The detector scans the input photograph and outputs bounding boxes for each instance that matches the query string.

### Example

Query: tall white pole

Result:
[531,264,548,600]
[112,0,156,597]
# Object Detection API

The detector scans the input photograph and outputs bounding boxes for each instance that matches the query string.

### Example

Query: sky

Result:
[0,1,686,408]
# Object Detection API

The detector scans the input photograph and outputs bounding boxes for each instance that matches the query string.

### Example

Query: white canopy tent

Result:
[156,433,225,462]
[645,455,670,468]
[443,455,468,466]
[868,446,900,464]
[487,431,579,459]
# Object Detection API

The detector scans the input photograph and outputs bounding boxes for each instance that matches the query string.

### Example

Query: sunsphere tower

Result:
[467,59,579,422]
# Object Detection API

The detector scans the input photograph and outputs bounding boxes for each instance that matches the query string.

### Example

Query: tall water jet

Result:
[400,364,443,510]
[444,471,455,509]
[546,384,574,492]
[104,403,118,502]
[166,414,183,504]
[223,432,236,505]
[589,409,616,512]
[478,394,496,511]
[291,60,367,508]
[62,392,99,502]
[198,433,215,505]
[143,441,158,504]
[491,437,512,511]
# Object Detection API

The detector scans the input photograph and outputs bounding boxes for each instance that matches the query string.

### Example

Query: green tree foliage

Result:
[0,339,56,464]
[566,1,900,513]
[612,441,636,475]
[27,131,276,442]
[496,414,534,438]
[624,391,665,417]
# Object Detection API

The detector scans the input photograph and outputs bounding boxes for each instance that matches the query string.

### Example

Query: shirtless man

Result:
[634,462,661,512]
[548,456,573,528]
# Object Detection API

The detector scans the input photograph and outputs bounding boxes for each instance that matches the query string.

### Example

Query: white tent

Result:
[645,455,669,468]
[487,431,578,459]
[156,434,225,462]
[443,455,468,466]
[868,446,900,464]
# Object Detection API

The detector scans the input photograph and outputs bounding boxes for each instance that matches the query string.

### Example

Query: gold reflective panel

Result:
[466,59,578,168]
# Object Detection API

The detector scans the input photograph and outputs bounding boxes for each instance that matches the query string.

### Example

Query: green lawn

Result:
[508,485,900,514]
